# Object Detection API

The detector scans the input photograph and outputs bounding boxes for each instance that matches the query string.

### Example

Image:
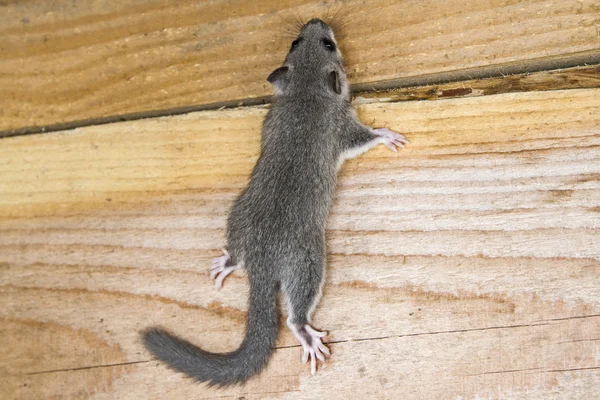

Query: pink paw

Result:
[209,249,241,290]
[289,323,330,375]
[371,128,408,152]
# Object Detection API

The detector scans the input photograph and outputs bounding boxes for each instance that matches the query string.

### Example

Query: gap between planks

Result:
[1,58,599,139]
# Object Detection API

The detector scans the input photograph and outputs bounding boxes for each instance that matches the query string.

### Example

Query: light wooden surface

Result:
[1,0,600,133]
[1,87,599,399]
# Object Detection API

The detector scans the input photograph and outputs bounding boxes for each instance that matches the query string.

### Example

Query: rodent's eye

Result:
[322,38,336,52]
[290,39,301,52]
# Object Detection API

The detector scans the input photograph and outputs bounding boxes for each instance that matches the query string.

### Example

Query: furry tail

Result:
[142,280,279,386]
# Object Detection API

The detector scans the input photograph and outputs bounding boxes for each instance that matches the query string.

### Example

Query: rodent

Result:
[141,18,408,387]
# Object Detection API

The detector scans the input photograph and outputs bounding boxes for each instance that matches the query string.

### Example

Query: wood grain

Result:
[1,0,600,133]
[1,88,599,398]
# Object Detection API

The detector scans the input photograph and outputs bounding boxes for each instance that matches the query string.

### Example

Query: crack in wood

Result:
[465,366,600,377]
[556,338,600,344]
[10,360,146,377]
[540,314,600,322]
[277,321,555,350]
[3,320,569,378]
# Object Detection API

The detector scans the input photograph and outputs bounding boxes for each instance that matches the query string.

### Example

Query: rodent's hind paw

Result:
[371,128,408,152]
[209,248,241,289]
[291,324,330,375]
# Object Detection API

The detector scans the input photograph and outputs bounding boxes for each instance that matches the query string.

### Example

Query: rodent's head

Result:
[267,18,349,100]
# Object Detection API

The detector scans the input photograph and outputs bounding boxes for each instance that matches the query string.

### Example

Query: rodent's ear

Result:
[328,71,341,95]
[267,66,290,94]
[267,66,289,85]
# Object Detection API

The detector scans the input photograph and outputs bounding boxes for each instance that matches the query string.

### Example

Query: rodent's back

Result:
[227,96,345,249]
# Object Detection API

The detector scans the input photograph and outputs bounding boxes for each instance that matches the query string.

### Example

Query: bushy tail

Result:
[142,279,279,386]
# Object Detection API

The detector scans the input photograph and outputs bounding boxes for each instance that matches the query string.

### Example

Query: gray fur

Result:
[142,18,405,386]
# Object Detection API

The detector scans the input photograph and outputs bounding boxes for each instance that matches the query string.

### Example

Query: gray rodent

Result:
[141,18,407,387]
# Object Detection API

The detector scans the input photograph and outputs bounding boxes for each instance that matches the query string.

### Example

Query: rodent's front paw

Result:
[371,128,408,152]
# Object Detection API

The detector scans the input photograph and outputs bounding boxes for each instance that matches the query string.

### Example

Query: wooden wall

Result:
[1,1,599,399]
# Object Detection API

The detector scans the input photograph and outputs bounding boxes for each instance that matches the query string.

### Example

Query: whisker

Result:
[276,9,305,33]
[322,1,355,38]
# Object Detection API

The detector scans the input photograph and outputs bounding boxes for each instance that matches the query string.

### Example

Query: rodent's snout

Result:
[307,18,327,26]
[302,18,331,31]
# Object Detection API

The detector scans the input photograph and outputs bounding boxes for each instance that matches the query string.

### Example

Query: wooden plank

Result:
[1,0,600,134]
[1,88,599,398]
